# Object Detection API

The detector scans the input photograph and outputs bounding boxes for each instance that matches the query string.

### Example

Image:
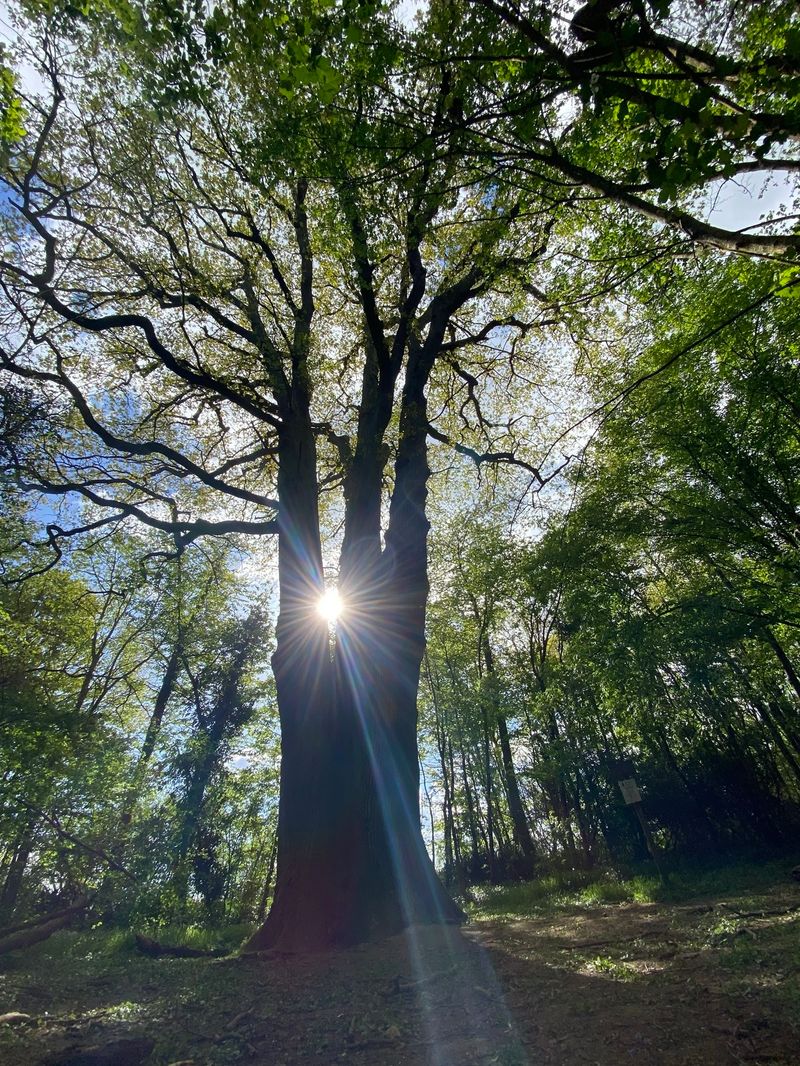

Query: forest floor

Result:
[1,860,799,1066]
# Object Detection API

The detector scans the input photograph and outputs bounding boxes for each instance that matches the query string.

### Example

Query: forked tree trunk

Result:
[244,333,462,951]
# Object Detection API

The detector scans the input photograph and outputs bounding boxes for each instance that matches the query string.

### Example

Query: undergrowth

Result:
[132,921,255,953]
[465,856,800,920]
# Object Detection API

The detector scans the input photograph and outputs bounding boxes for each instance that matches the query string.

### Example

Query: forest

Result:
[0,0,799,1063]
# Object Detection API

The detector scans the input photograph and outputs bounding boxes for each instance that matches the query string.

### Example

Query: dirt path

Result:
[1,883,798,1065]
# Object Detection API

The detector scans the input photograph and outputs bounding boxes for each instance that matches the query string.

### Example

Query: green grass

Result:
[465,856,800,921]
[588,953,638,980]
[133,921,255,953]
[465,869,660,919]
[2,920,255,975]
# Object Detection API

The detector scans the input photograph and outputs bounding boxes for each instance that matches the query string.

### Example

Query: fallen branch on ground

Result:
[721,903,800,920]
[0,895,90,955]
[570,926,670,949]
[134,933,226,958]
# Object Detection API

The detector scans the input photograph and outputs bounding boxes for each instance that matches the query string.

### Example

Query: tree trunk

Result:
[0,820,36,920]
[478,628,536,876]
[481,703,497,883]
[121,643,182,828]
[447,737,463,875]
[427,653,455,878]
[765,628,800,704]
[256,833,278,923]
[244,382,460,951]
[246,601,462,953]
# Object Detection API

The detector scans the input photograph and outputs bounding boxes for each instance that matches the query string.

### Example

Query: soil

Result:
[1,880,798,1065]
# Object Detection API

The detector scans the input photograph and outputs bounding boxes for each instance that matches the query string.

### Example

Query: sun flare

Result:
[317,588,343,623]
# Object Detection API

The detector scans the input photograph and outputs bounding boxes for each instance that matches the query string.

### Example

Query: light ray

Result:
[335,614,527,1064]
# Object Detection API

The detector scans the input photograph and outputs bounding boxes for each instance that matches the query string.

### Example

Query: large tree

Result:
[0,0,562,949]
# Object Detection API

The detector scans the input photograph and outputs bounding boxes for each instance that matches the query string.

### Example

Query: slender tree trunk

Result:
[752,698,800,790]
[768,698,800,759]
[459,739,482,872]
[121,643,182,828]
[256,833,278,923]
[765,628,800,704]
[481,704,497,882]
[427,652,454,878]
[447,738,463,874]
[571,769,596,868]
[481,635,535,875]
[653,720,721,844]
[0,820,36,919]
[420,756,436,865]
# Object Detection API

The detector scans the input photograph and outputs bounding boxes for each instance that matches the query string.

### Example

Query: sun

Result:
[317,588,343,623]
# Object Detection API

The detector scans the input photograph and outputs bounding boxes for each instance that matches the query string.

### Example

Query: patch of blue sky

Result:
[703,169,797,235]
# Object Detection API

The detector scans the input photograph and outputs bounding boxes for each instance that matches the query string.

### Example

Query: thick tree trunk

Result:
[244,396,460,952]
[245,604,461,951]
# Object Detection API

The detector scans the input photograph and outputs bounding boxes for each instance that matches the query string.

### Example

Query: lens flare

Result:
[317,588,343,623]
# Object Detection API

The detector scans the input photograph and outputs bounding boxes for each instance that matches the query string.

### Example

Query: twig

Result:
[721,904,800,920]
[570,926,669,949]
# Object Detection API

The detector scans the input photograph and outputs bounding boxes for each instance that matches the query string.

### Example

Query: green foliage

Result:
[0,494,277,926]
[0,47,25,155]
[131,921,254,953]
[467,868,661,919]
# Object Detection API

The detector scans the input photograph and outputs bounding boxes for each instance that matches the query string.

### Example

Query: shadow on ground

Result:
[1,883,798,1064]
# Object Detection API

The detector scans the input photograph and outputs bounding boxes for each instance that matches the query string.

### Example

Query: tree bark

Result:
[256,833,278,923]
[482,637,536,875]
[121,643,182,828]
[244,396,461,951]
[0,820,36,920]
[244,194,465,952]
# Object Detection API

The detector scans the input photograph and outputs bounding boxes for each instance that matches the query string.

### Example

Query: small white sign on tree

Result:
[618,778,642,806]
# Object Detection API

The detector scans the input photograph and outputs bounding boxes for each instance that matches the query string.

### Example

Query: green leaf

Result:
[776,267,800,296]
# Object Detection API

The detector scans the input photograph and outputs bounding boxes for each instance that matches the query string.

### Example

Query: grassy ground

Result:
[465,856,800,917]
[1,858,798,1065]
